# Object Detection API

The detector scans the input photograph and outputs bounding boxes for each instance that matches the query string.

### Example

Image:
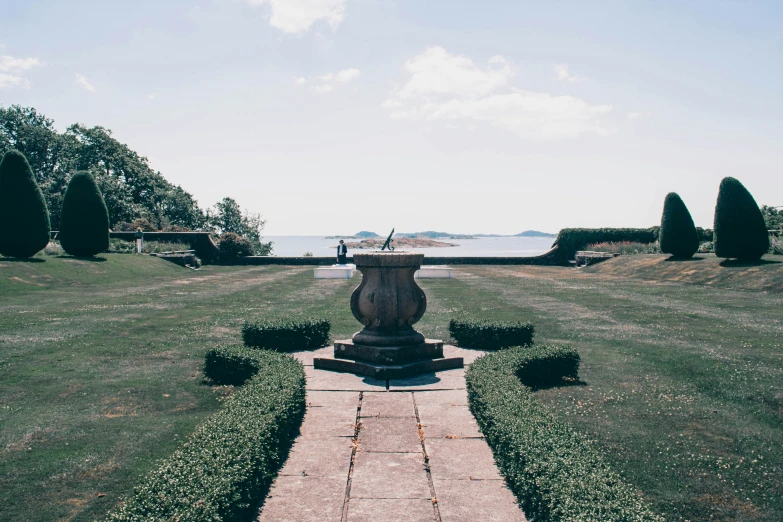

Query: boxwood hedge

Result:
[449,318,534,349]
[107,347,305,522]
[466,345,662,522]
[552,228,658,265]
[242,317,330,351]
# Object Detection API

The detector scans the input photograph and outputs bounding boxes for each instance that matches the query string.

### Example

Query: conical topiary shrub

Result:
[59,171,110,257]
[659,192,699,259]
[713,177,769,261]
[0,150,51,258]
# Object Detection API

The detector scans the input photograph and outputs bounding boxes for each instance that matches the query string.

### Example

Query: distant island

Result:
[324,231,380,239]
[515,230,557,238]
[396,231,476,240]
[341,237,458,249]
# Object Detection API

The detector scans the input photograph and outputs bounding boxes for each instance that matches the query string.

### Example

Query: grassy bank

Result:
[0,255,356,521]
[420,263,782,521]
[1,254,782,521]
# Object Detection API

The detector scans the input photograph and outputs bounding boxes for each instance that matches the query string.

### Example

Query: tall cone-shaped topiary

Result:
[0,150,51,258]
[659,192,699,259]
[59,171,110,257]
[713,177,769,261]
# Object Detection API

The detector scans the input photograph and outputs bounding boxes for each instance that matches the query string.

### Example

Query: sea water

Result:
[265,236,556,258]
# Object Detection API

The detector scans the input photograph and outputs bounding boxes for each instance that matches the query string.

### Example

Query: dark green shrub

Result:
[0,150,51,258]
[467,345,663,521]
[659,192,699,259]
[714,177,769,261]
[59,171,109,257]
[205,345,268,385]
[218,231,253,259]
[108,347,305,521]
[552,228,658,265]
[243,318,331,351]
[449,318,534,349]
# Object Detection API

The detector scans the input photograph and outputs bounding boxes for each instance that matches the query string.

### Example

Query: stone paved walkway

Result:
[257,346,526,522]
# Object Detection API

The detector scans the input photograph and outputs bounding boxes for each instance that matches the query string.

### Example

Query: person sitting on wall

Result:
[337,240,348,264]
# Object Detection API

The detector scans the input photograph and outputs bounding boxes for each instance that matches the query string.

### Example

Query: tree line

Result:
[0,105,271,255]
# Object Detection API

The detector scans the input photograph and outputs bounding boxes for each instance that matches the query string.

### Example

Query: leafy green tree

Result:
[760,205,783,232]
[1,106,208,230]
[659,192,699,259]
[59,171,110,256]
[0,106,76,228]
[207,197,272,255]
[713,177,769,260]
[0,150,51,258]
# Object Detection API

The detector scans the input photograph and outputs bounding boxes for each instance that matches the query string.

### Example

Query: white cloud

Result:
[243,0,347,34]
[318,67,359,83]
[0,55,41,72]
[147,93,158,100]
[298,68,359,92]
[75,73,96,92]
[628,111,652,119]
[553,63,585,84]
[0,73,30,89]
[385,47,612,138]
[0,54,41,89]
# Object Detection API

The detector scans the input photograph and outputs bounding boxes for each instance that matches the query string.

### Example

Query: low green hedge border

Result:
[107,347,306,522]
[242,317,330,351]
[466,345,662,522]
[449,318,534,349]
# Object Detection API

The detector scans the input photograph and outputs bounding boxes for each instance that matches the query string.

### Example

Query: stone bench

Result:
[574,251,617,267]
[314,265,355,279]
[415,266,453,279]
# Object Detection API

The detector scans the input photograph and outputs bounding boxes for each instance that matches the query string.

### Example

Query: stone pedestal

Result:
[314,265,355,279]
[415,266,453,279]
[314,252,463,379]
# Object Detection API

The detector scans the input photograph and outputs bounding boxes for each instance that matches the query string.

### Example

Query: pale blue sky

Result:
[1,0,781,235]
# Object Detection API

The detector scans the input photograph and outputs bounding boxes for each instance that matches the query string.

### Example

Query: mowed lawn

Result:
[1,255,782,521]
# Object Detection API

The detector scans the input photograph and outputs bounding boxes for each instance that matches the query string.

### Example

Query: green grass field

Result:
[1,254,781,521]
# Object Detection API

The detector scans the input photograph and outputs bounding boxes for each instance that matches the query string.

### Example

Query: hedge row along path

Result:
[258,345,525,521]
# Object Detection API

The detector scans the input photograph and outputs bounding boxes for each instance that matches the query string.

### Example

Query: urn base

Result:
[313,338,464,379]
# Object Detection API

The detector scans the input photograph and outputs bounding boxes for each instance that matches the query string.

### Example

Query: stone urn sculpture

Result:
[314,251,463,379]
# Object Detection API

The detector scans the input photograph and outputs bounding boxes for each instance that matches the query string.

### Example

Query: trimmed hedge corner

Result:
[107,348,305,522]
[243,317,330,351]
[466,345,663,522]
[449,318,534,349]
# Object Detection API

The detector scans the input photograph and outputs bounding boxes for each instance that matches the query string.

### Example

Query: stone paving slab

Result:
[346,498,436,522]
[416,390,482,439]
[426,437,503,480]
[358,416,422,453]
[258,475,345,521]
[304,365,386,391]
[441,345,488,365]
[291,347,328,367]
[350,452,431,499]
[433,477,523,522]
[306,390,360,408]
[360,391,415,417]
[258,347,527,521]
[388,368,467,391]
[298,407,357,438]
[278,435,354,478]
